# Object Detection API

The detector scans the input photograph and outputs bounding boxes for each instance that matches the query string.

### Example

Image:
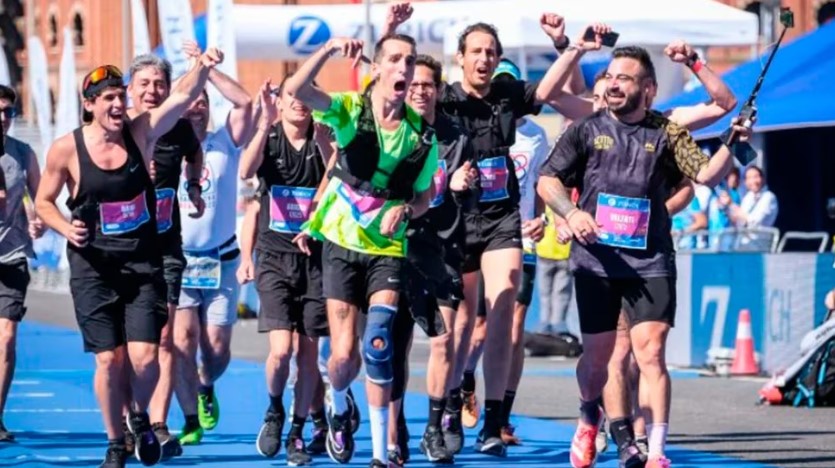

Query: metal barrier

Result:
[674,227,781,253]
[777,231,831,253]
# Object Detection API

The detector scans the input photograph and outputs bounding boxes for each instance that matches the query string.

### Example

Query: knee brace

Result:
[362,304,397,384]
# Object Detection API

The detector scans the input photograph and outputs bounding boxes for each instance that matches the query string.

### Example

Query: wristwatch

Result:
[553,36,570,52]
[540,213,550,227]
[186,178,201,192]
[403,204,414,221]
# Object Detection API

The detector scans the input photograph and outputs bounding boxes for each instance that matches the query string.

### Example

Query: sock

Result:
[446,387,462,413]
[184,414,200,430]
[609,417,636,450]
[579,398,602,426]
[500,390,516,426]
[108,437,126,447]
[268,394,285,416]
[483,399,502,436]
[647,423,668,457]
[311,409,327,429]
[427,397,445,429]
[289,415,306,439]
[636,434,648,444]
[462,371,476,393]
[330,387,349,416]
[369,405,389,462]
[200,384,215,402]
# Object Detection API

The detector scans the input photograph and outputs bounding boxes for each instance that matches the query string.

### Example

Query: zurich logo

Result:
[289,16,331,54]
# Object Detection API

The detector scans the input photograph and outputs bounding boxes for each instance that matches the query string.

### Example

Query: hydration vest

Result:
[329,93,435,202]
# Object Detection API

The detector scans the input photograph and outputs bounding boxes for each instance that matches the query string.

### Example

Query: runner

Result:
[171,41,253,449]
[285,33,439,467]
[236,76,332,465]
[126,52,205,458]
[0,84,44,442]
[34,55,219,468]
[537,45,752,468]
[384,8,582,456]
[458,59,548,444]
[386,53,476,465]
[548,39,737,463]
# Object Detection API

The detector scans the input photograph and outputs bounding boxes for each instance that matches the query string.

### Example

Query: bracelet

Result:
[553,36,570,52]
[540,213,550,227]
[686,52,703,73]
[565,208,580,221]
[186,178,201,191]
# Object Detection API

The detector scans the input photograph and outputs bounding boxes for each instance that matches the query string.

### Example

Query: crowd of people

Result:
[0,3,757,468]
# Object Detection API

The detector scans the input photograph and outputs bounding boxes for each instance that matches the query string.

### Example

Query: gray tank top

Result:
[0,137,35,264]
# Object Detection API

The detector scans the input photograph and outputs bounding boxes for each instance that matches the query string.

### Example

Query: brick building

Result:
[9,0,835,123]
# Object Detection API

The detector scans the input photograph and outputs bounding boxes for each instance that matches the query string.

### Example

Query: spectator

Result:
[729,166,779,250]
[535,206,573,335]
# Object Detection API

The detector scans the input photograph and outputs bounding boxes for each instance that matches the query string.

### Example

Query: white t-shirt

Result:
[179,125,242,252]
[511,117,549,223]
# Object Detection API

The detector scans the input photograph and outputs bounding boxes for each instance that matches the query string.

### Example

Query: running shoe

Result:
[461,391,480,429]
[388,445,407,466]
[307,425,328,455]
[441,410,463,454]
[256,410,285,458]
[419,426,454,463]
[500,424,521,446]
[122,417,135,454]
[152,423,183,459]
[635,437,649,455]
[178,419,204,446]
[645,455,672,468]
[473,429,507,457]
[99,442,128,468]
[0,420,14,442]
[569,415,601,468]
[396,410,410,463]
[325,409,354,464]
[198,388,220,430]
[286,435,313,466]
[595,416,609,453]
[126,411,161,466]
[619,443,648,468]
[347,387,361,434]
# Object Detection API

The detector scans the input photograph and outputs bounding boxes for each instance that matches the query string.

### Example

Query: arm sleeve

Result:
[665,120,709,181]
[538,122,587,187]
[413,140,439,193]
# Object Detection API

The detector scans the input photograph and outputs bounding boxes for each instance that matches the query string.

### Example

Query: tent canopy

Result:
[657,21,835,139]
[441,0,758,56]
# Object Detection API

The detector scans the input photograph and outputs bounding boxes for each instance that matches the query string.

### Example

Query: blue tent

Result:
[657,21,835,139]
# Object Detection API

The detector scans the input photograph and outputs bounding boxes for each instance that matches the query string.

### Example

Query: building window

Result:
[72,11,84,46]
[48,12,58,47]
[819,1,835,25]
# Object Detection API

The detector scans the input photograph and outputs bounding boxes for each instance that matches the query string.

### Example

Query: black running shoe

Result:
[419,426,453,464]
[286,436,313,466]
[619,442,648,468]
[346,388,361,435]
[396,412,410,463]
[307,425,327,455]
[369,459,388,468]
[440,411,463,455]
[473,429,506,457]
[325,409,354,464]
[126,411,161,466]
[256,410,284,458]
[152,423,182,460]
[122,417,135,454]
[0,420,14,442]
[388,445,406,466]
[99,443,128,468]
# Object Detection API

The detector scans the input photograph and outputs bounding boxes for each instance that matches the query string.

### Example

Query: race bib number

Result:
[336,183,387,229]
[429,159,448,208]
[182,249,221,289]
[269,185,316,234]
[478,156,509,202]
[99,192,151,236]
[595,193,651,250]
[155,188,175,234]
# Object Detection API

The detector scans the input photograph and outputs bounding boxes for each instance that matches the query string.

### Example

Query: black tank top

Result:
[66,125,160,276]
[255,123,325,254]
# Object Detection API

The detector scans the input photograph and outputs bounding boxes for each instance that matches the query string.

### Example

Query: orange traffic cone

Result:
[730,309,759,376]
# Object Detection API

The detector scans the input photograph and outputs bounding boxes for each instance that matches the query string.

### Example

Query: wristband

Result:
[686,52,702,72]
[553,36,570,52]
[690,59,703,73]
[540,213,550,227]
[186,178,201,192]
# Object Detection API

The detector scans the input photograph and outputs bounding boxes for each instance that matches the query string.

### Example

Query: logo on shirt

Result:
[594,135,614,151]
[644,142,656,153]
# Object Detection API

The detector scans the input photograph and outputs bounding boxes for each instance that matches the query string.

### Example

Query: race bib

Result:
[595,193,651,250]
[99,192,151,236]
[478,156,509,202]
[336,182,387,229]
[523,237,537,266]
[269,185,316,234]
[155,188,175,234]
[429,159,448,209]
[182,248,221,290]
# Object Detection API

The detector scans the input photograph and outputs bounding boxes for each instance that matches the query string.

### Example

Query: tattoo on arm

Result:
[542,178,577,218]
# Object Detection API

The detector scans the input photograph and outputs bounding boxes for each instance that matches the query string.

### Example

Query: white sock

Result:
[330,387,349,415]
[647,423,668,457]
[369,405,389,462]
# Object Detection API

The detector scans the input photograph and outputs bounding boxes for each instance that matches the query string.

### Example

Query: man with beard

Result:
[236,76,333,466]
[285,34,438,467]
[382,7,594,456]
[171,40,253,448]
[35,55,220,467]
[537,46,752,468]
[126,53,205,458]
[386,54,477,465]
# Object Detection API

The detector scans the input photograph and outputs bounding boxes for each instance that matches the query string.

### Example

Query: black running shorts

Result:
[71,271,168,353]
[322,240,404,307]
[256,247,328,337]
[161,242,185,306]
[0,260,29,322]
[462,211,523,273]
[574,274,676,335]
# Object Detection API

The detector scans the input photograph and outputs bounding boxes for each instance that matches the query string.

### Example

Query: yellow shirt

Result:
[536,207,571,260]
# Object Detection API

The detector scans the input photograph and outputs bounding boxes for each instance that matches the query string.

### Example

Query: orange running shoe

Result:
[646,455,672,468]
[461,391,480,429]
[500,425,521,446]
[569,415,601,468]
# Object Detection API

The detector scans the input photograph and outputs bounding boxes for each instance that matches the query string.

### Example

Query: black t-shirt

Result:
[540,110,708,278]
[407,113,474,262]
[152,119,201,246]
[438,80,540,216]
[256,123,326,254]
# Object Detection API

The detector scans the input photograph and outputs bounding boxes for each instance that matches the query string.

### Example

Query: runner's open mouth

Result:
[394,80,406,92]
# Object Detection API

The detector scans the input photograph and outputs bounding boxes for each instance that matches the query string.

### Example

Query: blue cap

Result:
[493,59,521,80]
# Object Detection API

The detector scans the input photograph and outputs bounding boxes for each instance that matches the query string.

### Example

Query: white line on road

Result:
[6,408,100,413]
[9,392,54,398]
[11,380,41,385]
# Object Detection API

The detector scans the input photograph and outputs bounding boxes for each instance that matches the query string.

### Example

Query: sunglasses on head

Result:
[83,65,125,98]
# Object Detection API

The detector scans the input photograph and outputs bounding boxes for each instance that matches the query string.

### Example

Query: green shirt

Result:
[305,92,439,257]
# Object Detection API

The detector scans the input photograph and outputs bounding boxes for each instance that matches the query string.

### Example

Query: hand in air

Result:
[387,3,414,30]
[539,13,566,41]
[577,23,613,51]
[664,40,695,63]
[326,38,366,69]
[258,79,278,126]
[200,47,225,68]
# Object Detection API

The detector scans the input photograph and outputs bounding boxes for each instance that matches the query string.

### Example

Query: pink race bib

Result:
[269,185,316,234]
[99,192,151,236]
